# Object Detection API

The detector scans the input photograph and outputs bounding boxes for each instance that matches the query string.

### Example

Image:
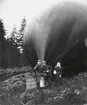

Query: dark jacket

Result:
[33,64,42,73]
[54,66,62,75]
[45,65,53,77]
[41,65,48,73]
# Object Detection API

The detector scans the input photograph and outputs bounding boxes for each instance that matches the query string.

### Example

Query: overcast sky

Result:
[0,0,59,36]
[0,0,87,36]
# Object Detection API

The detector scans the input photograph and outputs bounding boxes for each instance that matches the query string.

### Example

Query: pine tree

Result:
[19,17,26,35]
[17,17,27,66]
[18,17,26,54]
[0,19,6,68]
[10,26,18,45]
[0,19,6,38]
[8,17,27,54]
[5,17,27,67]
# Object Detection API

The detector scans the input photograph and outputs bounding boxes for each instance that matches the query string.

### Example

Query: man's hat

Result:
[37,60,41,62]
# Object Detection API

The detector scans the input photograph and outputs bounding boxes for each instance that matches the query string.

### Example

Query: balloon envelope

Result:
[24,1,87,71]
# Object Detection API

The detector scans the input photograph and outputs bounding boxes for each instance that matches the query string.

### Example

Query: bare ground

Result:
[0,68,87,105]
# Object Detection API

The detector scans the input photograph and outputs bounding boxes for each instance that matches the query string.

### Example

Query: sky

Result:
[0,0,87,37]
[0,0,59,36]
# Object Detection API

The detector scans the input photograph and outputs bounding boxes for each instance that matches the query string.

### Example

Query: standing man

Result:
[53,62,62,82]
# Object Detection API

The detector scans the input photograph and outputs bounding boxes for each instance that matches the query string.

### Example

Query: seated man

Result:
[41,61,53,86]
[33,60,42,74]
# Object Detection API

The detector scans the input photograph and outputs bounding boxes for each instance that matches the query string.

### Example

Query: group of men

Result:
[33,60,62,88]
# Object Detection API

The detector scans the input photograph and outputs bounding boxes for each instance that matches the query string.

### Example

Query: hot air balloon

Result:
[24,1,87,76]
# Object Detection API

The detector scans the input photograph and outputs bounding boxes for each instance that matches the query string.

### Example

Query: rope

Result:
[47,40,79,65]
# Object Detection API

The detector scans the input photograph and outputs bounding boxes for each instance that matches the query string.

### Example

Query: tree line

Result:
[0,17,29,68]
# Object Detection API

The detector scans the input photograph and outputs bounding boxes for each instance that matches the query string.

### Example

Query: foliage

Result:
[1,70,87,105]
[0,19,6,68]
[4,17,27,67]
[0,19,6,36]
[0,66,32,81]
[18,17,26,54]
[6,17,27,54]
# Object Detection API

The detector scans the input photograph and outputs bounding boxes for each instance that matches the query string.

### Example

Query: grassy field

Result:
[0,67,87,105]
